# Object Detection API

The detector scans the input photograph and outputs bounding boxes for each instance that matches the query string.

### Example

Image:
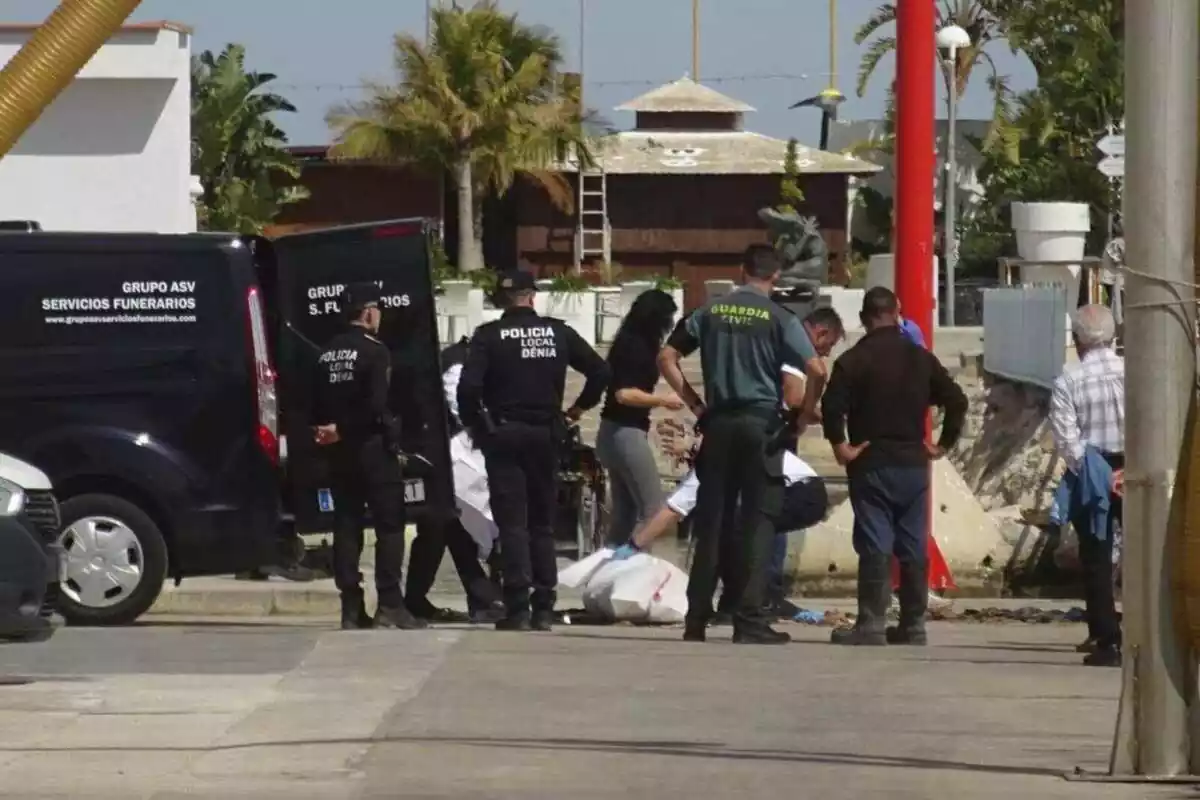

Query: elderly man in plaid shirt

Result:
[1049,304,1125,668]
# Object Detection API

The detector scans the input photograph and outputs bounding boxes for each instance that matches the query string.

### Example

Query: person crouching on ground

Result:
[612,435,828,620]
[821,287,968,646]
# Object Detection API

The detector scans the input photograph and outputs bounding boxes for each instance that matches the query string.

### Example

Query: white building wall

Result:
[0,25,193,233]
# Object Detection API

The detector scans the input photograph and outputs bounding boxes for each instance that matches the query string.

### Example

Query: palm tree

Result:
[327,1,591,272]
[854,1,1011,118]
[191,44,308,234]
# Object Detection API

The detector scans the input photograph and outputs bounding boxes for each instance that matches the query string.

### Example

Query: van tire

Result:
[56,494,168,626]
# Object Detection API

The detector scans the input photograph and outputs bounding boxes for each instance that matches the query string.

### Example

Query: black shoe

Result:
[885,625,928,646]
[340,596,374,630]
[1083,646,1121,668]
[264,563,319,583]
[496,611,532,631]
[408,602,471,624]
[236,569,271,582]
[375,604,429,630]
[469,603,507,625]
[531,610,554,632]
[683,622,707,642]
[766,597,802,621]
[1076,637,1098,654]
[732,623,791,645]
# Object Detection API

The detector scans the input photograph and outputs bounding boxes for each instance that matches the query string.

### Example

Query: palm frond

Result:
[853,4,897,45]
[855,35,896,98]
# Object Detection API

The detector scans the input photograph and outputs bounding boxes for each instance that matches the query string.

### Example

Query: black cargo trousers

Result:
[482,420,560,615]
[687,410,786,629]
[326,433,407,610]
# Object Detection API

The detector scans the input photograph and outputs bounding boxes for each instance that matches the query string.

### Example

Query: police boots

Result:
[886,560,929,646]
[375,603,429,630]
[831,554,890,646]
[340,592,374,630]
[731,611,792,645]
[496,589,533,631]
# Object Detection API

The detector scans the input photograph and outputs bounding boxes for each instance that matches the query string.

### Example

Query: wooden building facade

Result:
[272,78,880,310]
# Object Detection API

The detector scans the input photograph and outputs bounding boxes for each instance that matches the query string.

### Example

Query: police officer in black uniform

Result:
[659,245,826,645]
[312,282,425,631]
[457,271,609,631]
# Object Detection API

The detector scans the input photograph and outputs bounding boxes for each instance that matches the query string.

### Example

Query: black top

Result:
[311,325,400,447]
[600,333,661,431]
[821,325,968,472]
[457,307,610,428]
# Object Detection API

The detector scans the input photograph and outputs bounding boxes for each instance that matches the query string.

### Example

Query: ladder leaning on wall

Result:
[575,167,611,271]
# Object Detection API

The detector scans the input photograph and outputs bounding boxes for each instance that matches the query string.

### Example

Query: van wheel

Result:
[56,494,168,626]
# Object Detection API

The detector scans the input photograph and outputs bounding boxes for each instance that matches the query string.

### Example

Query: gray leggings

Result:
[595,419,665,546]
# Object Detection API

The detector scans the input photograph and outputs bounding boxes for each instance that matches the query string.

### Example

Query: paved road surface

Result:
[0,619,1189,799]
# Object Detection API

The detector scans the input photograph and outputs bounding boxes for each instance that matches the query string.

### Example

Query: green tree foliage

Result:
[855,0,1012,122]
[326,1,592,272]
[191,44,308,234]
[962,0,1124,268]
[777,138,805,213]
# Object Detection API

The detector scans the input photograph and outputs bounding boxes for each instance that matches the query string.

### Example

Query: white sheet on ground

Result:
[450,431,497,556]
[558,548,689,624]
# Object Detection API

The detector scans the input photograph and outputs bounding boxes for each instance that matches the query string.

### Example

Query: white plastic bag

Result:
[558,550,689,624]
[449,431,497,556]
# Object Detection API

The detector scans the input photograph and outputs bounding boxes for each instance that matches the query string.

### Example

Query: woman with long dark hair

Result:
[595,289,682,545]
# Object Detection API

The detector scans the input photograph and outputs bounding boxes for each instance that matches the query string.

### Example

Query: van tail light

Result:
[373,222,422,238]
[245,286,279,465]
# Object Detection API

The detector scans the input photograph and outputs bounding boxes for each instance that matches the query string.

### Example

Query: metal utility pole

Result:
[579,0,586,112]
[691,0,700,81]
[828,0,837,90]
[1111,0,1198,778]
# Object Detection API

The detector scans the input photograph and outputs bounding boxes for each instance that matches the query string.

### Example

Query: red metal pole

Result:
[893,0,936,336]
[893,0,942,594]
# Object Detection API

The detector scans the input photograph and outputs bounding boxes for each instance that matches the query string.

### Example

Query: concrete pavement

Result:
[0,619,1187,799]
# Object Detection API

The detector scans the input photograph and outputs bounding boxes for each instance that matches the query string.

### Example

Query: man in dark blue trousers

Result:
[821,287,968,646]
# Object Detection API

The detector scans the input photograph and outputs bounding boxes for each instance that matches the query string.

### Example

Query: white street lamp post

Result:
[936,23,970,327]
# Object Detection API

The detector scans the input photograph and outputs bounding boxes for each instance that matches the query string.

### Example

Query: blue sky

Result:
[16,0,1036,147]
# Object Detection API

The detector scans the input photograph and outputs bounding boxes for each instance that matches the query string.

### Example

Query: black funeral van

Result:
[259,219,455,535]
[0,220,456,625]
[0,232,282,624]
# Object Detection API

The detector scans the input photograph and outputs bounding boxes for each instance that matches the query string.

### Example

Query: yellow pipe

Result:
[0,0,143,160]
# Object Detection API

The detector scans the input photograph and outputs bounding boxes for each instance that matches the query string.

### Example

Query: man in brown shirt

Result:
[821,287,968,646]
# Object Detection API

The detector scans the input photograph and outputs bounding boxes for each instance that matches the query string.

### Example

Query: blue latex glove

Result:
[611,544,640,561]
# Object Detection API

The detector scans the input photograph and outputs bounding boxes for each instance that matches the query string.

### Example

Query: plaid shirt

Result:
[1050,346,1125,471]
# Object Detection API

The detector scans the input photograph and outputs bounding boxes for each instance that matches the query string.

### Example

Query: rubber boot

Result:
[886,560,929,645]
[340,592,374,630]
[831,554,890,646]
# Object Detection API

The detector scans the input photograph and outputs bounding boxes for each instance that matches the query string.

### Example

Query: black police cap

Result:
[340,282,382,314]
[497,271,538,293]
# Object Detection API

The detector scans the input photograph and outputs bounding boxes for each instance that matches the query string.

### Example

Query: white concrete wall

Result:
[0,27,193,233]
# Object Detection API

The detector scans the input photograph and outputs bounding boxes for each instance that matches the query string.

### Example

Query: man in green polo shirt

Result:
[658,244,827,644]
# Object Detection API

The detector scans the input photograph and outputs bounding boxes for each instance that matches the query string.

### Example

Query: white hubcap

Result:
[59,516,144,609]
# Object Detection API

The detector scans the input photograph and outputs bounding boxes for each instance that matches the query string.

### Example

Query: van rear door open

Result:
[266,219,455,533]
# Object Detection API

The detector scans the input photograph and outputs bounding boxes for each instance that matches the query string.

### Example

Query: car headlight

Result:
[0,478,26,517]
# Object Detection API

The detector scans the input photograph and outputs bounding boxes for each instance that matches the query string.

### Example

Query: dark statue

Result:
[757,207,829,288]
